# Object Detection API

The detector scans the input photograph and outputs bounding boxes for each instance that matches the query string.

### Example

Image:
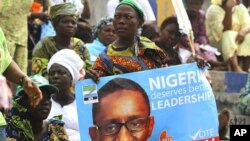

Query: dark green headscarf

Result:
[49,3,79,23]
[116,0,145,23]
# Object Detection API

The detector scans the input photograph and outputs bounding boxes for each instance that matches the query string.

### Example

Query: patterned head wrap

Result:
[116,0,145,23]
[47,49,85,85]
[49,3,79,23]
[92,17,113,39]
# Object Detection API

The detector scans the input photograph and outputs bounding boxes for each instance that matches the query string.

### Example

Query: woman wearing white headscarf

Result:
[47,49,84,141]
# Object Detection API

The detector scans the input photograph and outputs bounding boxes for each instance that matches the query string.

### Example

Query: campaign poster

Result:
[75,63,219,141]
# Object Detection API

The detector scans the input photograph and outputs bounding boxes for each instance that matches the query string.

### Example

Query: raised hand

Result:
[22,76,43,107]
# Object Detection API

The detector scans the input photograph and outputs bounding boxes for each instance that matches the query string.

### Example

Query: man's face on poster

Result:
[89,89,154,141]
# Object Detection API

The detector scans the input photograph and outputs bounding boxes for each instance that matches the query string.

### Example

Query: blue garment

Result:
[85,39,107,65]
[40,21,56,39]
[0,125,6,141]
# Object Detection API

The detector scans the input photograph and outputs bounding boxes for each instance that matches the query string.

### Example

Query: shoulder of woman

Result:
[32,37,55,57]
[72,37,84,45]
[139,36,159,49]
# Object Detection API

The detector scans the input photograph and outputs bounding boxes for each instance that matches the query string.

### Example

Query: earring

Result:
[137,27,142,36]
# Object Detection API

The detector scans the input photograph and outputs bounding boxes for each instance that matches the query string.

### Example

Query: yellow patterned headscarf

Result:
[49,3,79,22]
[211,0,223,5]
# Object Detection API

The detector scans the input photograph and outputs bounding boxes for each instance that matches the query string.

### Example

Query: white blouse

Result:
[47,98,80,141]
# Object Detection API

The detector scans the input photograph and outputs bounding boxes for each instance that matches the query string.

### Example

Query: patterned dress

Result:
[92,36,168,77]
[32,36,90,75]
[6,101,69,141]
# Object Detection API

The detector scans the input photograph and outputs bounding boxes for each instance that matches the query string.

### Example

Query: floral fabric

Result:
[92,36,168,76]
[6,100,69,141]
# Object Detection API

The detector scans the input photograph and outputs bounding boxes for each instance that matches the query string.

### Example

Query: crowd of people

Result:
[1,0,250,140]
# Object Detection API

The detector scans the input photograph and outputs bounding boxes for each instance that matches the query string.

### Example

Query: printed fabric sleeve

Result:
[92,56,110,77]
[32,41,49,75]
[72,38,91,70]
[81,45,91,70]
[47,118,69,141]
[153,47,169,67]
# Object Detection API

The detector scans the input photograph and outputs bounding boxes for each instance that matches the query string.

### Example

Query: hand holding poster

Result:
[75,63,219,141]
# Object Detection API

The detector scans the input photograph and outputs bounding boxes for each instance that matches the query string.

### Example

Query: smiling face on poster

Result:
[75,63,220,141]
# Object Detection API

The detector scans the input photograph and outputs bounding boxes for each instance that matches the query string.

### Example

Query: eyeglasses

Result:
[94,117,149,136]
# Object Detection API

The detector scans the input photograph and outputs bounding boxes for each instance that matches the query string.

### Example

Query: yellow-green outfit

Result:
[32,37,90,75]
[0,27,12,140]
[206,4,250,61]
[0,0,33,73]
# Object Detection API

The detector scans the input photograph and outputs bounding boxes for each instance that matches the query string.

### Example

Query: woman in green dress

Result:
[32,3,90,76]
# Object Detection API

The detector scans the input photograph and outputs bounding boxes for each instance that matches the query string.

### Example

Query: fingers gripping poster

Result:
[75,63,219,141]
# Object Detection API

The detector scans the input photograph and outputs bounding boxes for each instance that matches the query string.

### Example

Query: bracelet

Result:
[19,75,28,86]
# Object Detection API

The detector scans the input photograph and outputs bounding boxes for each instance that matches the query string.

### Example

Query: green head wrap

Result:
[49,3,79,23]
[116,0,145,23]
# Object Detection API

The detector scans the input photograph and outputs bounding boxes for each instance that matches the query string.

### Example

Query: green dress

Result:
[0,27,12,126]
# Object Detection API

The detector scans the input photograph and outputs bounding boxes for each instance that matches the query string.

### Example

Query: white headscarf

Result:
[47,49,85,84]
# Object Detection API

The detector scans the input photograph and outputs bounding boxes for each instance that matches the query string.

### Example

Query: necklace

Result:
[129,39,139,56]
[134,40,139,57]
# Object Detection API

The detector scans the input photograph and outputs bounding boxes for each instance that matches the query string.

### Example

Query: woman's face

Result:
[186,0,204,11]
[48,63,72,91]
[159,23,180,48]
[97,24,116,46]
[26,87,52,120]
[113,5,142,38]
[55,15,77,37]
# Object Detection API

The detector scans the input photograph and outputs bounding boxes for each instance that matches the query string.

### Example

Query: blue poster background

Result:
[75,63,219,141]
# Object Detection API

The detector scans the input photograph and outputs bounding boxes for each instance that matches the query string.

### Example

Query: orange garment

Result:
[92,36,168,77]
[31,2,42,13]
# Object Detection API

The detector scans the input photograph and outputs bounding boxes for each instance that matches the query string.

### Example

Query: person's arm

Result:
[222,0,236,31]
[3,61,26,85]
[81,0,90,19]
[236,4,250,44]
[3,61,42,107]
[236,26,250,44]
